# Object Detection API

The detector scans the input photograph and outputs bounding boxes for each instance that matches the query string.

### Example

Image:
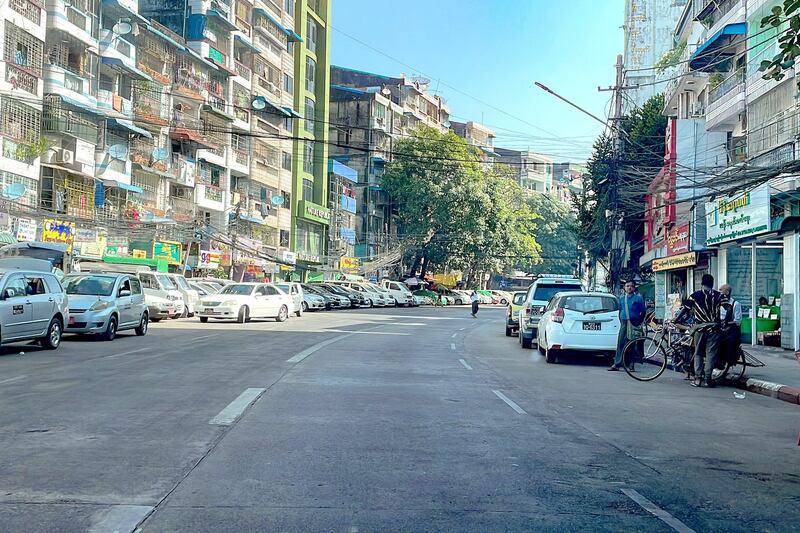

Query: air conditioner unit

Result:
[56,149,74,164]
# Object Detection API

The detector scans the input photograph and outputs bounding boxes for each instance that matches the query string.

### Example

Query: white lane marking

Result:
[88,504,153,533]
[458,327,466,331]
[105,347,151,359]
[209,388,266,426]
[286,333,354,363]
[621,488,696,533]
[451,333,458,338]
[459,359,473,370]
[450,343,456,351]
[492,390,527,415]
[0,375,27,385]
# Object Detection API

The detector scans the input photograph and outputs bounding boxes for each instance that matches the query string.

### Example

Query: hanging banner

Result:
[153,241,182,265]
[652,251,697,272]
[42,219,76,253]
[666,224,690,256]
[705,185,771,245]
[15,218,37,242]
[199,249,221,269]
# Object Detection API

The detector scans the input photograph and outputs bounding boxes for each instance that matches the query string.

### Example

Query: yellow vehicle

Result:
[505,291,527,336]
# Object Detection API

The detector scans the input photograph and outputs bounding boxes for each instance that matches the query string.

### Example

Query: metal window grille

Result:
[9,0,41,26]
[3,21,44,74]
[0,97,41,144]
[0,170,37,206]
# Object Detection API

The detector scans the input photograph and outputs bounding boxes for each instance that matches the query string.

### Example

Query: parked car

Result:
[302,292,326,312]
[439,288,466,305]
[519,276,584,349]
[412,294,426,306]
[190,282,213,296]
[197,283,293,323]
[138,271,185,319]
[368,283,397,306]
[491,290,514,305]
[316,283,364,307]
[274,282,305,317]
[537,291,619,364]
[453,289,474,305]
[380,280,415,307]
[62,273,149,340]
[413,289,444,305]
[505,291,527,337]
[0,259,68,349]
[302,284,343,309]
[331,281,386,307]
[165,273,199,317]
[147,293,178,321]
[195,278,231,290]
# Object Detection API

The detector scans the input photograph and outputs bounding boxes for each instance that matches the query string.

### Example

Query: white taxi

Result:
[197,283,293,323]
[537,291,620,364]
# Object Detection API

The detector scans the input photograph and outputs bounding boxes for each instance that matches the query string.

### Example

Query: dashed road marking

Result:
[451,333,458,338]
[0,375,27,385]
[492,389,527,414]
[459,359,473,370]
[621,488,696,533]
[209,388,266,426]
[450,343,456,351]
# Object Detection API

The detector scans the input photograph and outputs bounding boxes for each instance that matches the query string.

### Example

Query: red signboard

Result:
[666,224,690,256]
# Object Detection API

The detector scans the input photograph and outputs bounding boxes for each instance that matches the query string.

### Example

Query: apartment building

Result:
[328,65,450,260]
[493,148,553,193]
[450,120,497,162]
[644,0,800,353]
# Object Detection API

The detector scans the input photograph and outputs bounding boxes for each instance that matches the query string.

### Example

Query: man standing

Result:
[719,284,743,369]
[609,280,646,371]
[687,274,723,388]
[470,291,480,318]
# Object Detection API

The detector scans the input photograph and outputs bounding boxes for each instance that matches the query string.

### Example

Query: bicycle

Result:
[621,321,765,383]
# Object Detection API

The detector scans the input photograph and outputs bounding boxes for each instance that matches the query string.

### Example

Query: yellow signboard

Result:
[132,249,147,259]
[340,257,360,270]
[652,252,697,272]
[41,219,75,253]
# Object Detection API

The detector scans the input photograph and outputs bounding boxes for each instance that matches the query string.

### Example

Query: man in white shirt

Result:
[470,291,480,318]
[719,284,742,368]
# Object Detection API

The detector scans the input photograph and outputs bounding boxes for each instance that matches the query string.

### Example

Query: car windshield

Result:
[275,284,290,292]
[533,283,582,302]
[173,276,190,289]
[220,284,255,296]
[157,275,177,290]
[559,295,618,314]
[63,275,116,296]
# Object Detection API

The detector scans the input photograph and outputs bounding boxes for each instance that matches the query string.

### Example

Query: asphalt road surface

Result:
[1,306,798,532]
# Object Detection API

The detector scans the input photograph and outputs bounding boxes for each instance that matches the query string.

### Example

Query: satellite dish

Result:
[112,20,133,35]
[152,147,169,161]
[251,96,266,110]
[2,183,26,200]
[270,195,284,206]
[108,144,129,160]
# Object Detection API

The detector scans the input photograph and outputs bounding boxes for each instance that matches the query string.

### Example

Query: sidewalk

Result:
[734,345,800,405]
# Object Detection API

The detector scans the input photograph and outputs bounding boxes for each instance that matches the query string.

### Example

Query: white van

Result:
[274,282,304,317]
[380,280,414,307]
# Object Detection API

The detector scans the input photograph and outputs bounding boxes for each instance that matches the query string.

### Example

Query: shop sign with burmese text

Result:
[705,185,770,245]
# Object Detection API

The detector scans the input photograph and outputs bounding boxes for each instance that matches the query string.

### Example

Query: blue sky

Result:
[330,0,625,162]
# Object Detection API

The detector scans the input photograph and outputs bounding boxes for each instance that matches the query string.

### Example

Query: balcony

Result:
[133,85,169,126]
[130,139,171,176]
[699,0,745,37]
[705,70,745,131]
[99,29,137,70]
[168,196,195,222]
[43,40,96,105]
[42,99,97,144]
[747,108,800,159]
[172,154,197,187]
[234,60,252,81]
[48,0,97,47]
[97,89,132,117]
[5,63,40,96]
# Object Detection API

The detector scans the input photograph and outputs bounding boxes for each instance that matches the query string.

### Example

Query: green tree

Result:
[521,193,577,276]
[381,126,540,283]
[758,1,800,87]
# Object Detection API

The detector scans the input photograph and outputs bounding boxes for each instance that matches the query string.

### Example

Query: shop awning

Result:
[100,57,153,81]
[40,162,95,181]
[132,163,173,179]
[104,180,144,194]
[207,57,237,77]
[689,22,746,71]
[239,215,266,225]
[234,34,262,53]
[169,128,218,150]
[107,118,153,138]
[252,95,291,117]
[282,106,302,119]
[52,94,106,117]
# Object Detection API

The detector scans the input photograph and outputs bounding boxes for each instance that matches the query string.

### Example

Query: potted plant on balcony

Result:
[708,72,724,90]
[15,136,52,164]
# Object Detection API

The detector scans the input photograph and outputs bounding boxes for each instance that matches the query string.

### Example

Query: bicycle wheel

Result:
[711,349,747,384]
[622,335,668,381]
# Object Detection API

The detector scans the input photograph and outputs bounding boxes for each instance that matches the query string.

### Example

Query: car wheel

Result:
[302,301,309,312]
[40,318,62,350]
[237,306,249,324]
[296,305,303,317]
[505,326,512,337]
[366,299,373,308]
[101,315,117,341]
[199,317,209,323]
[276,305,289,322]
[135,313,149,336]
[456,299,463,305]
[545,345,557,364]
[181,306,188,318]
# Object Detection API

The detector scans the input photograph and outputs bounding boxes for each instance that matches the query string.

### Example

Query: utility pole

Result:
[598,54,634,294]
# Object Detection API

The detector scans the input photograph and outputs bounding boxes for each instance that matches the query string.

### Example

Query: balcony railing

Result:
[42,105,97,144]
[10,0,42,25]
[709,70,745,104]
[5,64,38,96]
[234,60,251,80]
[235,16,251,37]
[204,184,223,202]
[65,5,95,37]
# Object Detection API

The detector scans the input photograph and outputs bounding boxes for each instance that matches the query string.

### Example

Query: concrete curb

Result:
[738,378,800,406]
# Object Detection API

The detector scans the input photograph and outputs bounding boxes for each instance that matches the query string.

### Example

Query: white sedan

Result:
[537,291,620,364]
[196,283,293,323]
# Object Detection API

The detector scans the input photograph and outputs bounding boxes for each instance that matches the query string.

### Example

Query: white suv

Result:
[518,276,584,349]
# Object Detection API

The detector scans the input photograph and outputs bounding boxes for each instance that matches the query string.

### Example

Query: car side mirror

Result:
[119,289,131,297]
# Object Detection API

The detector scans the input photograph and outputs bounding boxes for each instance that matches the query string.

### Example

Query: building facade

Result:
[493,148,553,193]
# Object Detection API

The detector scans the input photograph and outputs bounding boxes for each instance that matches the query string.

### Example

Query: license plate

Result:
[582,322,601,331]
[204,309,220,315]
